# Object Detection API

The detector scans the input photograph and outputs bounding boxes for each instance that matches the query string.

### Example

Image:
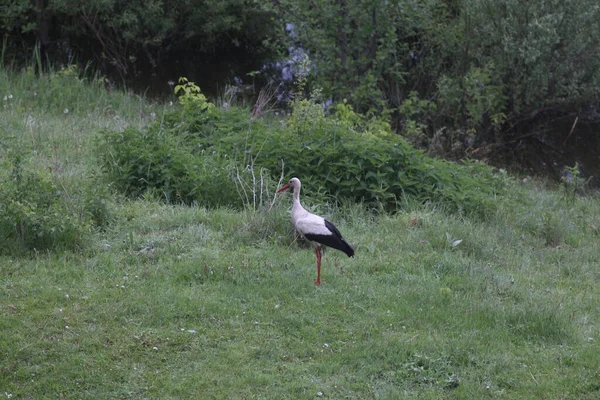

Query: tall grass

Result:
[0,61,161,174]
[0,61,162,253]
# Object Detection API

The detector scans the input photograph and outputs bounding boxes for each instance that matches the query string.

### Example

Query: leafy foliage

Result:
[253,110,507,217]
[269,0,428,112]
[0,152,111,254]
[173,77,216,111]
[4,0,600,165]
[100,79,507,217]
[561,163,592,203]
[100,79,273,208]
[2,0,281,84]
[100,126,251,207]
[270,0,600,154]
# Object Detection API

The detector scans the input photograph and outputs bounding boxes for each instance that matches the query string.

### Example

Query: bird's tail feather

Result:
[341,239,355,258]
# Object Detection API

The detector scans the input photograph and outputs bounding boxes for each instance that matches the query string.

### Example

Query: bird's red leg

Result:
[314,247,322,285]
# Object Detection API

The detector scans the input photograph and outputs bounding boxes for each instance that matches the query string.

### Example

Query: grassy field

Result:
[1,67,600,399]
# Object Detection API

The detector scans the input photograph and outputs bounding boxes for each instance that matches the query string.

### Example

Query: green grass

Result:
[1,69,600,399]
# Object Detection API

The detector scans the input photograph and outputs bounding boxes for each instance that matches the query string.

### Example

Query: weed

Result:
[561,162,591,203]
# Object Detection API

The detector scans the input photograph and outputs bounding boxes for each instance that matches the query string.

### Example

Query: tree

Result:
[270,0,600,153]
[437,0,600,139]
[2,0,282,89]
[270,0,439,112]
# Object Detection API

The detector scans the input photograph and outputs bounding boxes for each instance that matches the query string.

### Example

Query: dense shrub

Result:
[100,84,508,217]
[256,126,506,216]
[248,100,506,216]
[99,83,272,209]
[100,125,263,208]
[0,153,112,254]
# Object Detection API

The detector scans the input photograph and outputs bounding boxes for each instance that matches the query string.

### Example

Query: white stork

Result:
[277,177,354,285]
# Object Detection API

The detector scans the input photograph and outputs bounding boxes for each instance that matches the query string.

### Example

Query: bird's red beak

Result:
[277,183,291,193]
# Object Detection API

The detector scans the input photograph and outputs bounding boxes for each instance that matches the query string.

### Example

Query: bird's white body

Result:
[277,177,354,285]
[291,201,330,238]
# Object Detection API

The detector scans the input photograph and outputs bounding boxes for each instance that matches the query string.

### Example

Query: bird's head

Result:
[277,177,301,194]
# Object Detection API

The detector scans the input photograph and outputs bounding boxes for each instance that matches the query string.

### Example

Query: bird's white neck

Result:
[291,185,309,220]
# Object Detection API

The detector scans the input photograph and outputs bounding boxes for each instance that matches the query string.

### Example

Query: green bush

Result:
[252,115,507,217]
[100,78,277,210]
[100,85,507,217]
[99,101,269,209]
[0,153,112,254]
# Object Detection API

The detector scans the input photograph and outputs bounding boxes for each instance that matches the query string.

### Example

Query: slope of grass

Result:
[0,66,162,179]
[2,194,600,399]
[1,69,600,399]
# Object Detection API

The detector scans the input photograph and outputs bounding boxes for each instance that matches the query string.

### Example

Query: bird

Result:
[277,177,354,285]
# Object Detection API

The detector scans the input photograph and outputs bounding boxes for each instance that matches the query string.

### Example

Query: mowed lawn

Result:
[1,69,600,399]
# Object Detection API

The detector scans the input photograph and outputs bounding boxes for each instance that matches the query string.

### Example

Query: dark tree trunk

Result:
[35,0,51,73]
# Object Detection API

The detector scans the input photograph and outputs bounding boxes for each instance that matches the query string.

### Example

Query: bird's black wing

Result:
[304,219,355,257]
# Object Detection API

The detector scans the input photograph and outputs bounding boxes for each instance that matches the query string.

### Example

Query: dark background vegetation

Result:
[2,0,600,182]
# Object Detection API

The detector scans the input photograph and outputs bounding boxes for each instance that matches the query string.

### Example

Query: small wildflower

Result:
[153,346,158,351]
[317,392,323,397]
[34,92,38,96]
[150,112,156,119]
[2,96,7,101]
[63,108,69,114]
[8,94,13,99]
[169,101,174,106]
[65,326,69,329]
[167,80,175,87]
[275,304,280,309]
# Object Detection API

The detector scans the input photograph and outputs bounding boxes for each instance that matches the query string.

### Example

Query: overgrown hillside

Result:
[99,79,508,217]
[4,0,600,173]
[1,70,600,399]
